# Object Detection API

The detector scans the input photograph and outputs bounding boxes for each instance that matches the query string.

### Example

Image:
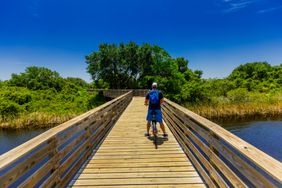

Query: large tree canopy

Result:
[86,42,203,101]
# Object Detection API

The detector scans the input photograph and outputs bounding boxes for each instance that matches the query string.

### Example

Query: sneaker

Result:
[163,133,168,138]
[145,133,150,137]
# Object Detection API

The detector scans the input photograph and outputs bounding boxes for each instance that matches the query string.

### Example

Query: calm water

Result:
[0,129,47,155]
[222,121,282,162]
[1,121,282,162]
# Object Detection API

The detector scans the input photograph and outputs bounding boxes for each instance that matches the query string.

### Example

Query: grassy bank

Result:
[186,91,282,123]
[0,67,109,129]
[0,89,106,129]
[0,112,79,129]
[188,102,282,123]
[0,87,106,130]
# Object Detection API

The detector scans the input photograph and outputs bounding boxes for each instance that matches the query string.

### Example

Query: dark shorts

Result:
[146,109,163,123]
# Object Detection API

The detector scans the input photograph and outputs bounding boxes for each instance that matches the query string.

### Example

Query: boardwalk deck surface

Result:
[70,97,206,187]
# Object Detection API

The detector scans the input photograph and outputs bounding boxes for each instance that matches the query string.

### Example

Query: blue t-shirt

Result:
[145,90,164,110]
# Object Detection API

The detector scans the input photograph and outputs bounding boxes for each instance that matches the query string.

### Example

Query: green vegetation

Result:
[188,62,282,121]
[87,42,282,121]
[1,43,281,129]
[0,67,105,129]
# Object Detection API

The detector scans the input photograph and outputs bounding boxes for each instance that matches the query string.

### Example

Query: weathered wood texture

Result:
[0,91,133,188]
[162,98,282,188]
[70,97,206,188]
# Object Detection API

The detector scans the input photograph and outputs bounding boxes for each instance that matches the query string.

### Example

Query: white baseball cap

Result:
[152,82,157,87]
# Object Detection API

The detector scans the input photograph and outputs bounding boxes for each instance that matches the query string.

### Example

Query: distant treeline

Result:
[86,42,282,121]
[1,42,282,128]
[86,42,282,103]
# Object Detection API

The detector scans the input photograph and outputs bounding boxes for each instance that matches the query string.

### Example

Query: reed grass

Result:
[188,102,282,123]
[0,112,79,129]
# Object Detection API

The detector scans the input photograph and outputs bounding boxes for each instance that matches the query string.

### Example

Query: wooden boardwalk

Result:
[70,97,205,187]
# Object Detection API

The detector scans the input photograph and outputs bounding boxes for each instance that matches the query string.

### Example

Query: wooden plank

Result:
[60,139,89,175]
[71,184,206,188]
[61,102,131,186]
[72,177,203,186]
[163,101,280,187]
[60,146,92,187]
[76,171,200,179]
[182,123,246,187]
[0,91,132,171]
[82,166,197,173]
[1,92,134,188]
[60,94,132,186]
[164,98,282,184]
[88,158,188,163]
[71,97,205,188]
[97,148,182,152]
[163,105,247,187]
[165,104,278,187]
[59,131,87,160]
[0,141,54,188]
[19,158,56,188]
[165,111,228,188]
[40,169,58,188]
[99,145,179,149]
[163,110,215,188]
[85,161,191,168]
[92,154,187,160]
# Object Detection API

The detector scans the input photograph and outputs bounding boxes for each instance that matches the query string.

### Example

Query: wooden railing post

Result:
[0,91,133,188]
[51,136,61,187]
[162,98,282,187]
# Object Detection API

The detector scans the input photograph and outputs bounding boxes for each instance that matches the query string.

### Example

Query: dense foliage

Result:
[87,42,282,105]
[1,43,282,128]
[86,42,203,102]
[0,67,105,128]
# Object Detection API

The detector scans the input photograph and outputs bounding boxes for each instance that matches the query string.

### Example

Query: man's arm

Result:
[159,91,164,105]
[144,92,149,106]
[160,98,164,104]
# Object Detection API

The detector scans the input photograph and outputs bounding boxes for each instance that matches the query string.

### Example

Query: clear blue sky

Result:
[0,0,282,82]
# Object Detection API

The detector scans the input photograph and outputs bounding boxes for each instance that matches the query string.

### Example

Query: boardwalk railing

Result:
[88,89,147,98]
[162,98,282,188]
[0,91,133,188]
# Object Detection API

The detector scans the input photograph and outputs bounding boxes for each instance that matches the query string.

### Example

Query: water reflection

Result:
[222,121,282,162]
[0,129,48,155]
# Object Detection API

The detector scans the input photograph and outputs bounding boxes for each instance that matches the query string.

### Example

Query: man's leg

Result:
[146,121,151,136]
[159,122,167,134]
[156,110,167,137]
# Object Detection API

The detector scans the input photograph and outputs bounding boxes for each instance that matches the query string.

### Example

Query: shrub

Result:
[0,100,22,119]
[227,88,249,103]
[0,87,32,105]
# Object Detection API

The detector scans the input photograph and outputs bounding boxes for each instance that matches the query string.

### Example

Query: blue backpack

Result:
[149,90,159,105]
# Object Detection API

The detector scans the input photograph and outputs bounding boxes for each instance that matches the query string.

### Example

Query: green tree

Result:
[86,42,173,89]
[65,77,88,88]
[9,66,64,91]
[175,57,188,73]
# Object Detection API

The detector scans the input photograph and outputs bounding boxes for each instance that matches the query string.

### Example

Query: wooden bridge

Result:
[0,91,281,187]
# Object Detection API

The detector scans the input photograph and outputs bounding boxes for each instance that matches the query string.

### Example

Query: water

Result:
[1,121,282,162]
[222,121,282,162]
[0,129,48,155]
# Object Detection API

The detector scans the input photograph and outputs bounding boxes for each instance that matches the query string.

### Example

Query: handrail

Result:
[162,98,282,187]
[0,91,133,188]
[88,89,148,97]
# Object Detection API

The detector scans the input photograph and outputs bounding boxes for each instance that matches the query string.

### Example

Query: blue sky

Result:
[0,0,282,82]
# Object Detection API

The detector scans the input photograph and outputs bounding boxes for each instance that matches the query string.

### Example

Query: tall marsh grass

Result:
[186,91,282,122]
[0,112,79,129]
